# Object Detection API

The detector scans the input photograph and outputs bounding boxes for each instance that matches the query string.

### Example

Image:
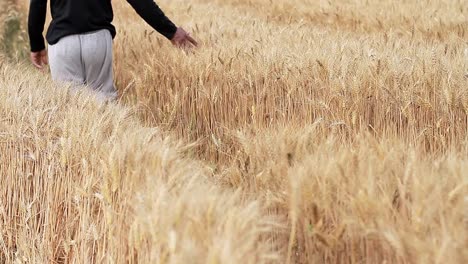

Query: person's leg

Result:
[48,35,85,88]
[80,30,117,101]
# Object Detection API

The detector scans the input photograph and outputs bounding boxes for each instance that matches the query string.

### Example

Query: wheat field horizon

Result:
[0,0,467,263]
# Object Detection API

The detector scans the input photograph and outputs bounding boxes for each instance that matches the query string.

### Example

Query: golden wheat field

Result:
[1,0,467,263]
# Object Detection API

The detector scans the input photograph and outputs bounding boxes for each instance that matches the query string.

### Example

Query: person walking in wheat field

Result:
[28,0,197,100]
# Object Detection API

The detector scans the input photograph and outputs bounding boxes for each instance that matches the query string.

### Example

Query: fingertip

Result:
[188,36,198,47]
[33,61,43,69]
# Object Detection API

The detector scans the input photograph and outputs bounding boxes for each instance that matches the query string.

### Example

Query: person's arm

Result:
[126,0,198,47]
[28,0,47,52]
[126,0,178,40]
[28,0,48,69]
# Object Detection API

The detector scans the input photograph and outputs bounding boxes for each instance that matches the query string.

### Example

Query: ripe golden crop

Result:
[1,0,467,263]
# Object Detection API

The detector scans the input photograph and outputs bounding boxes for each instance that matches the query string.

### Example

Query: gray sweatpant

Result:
[48,29,117,100]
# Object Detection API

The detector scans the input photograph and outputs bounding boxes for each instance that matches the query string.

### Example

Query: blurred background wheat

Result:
[1,0,467,263]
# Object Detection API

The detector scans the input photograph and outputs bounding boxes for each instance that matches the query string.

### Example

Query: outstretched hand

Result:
[171,27,198,49]
[31,50,48,70]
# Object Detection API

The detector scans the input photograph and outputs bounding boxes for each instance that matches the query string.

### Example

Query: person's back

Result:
[28,0,197,100]
[46,0,116,45]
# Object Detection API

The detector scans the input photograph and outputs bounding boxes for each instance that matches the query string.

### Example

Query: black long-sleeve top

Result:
[28,0,177,52]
